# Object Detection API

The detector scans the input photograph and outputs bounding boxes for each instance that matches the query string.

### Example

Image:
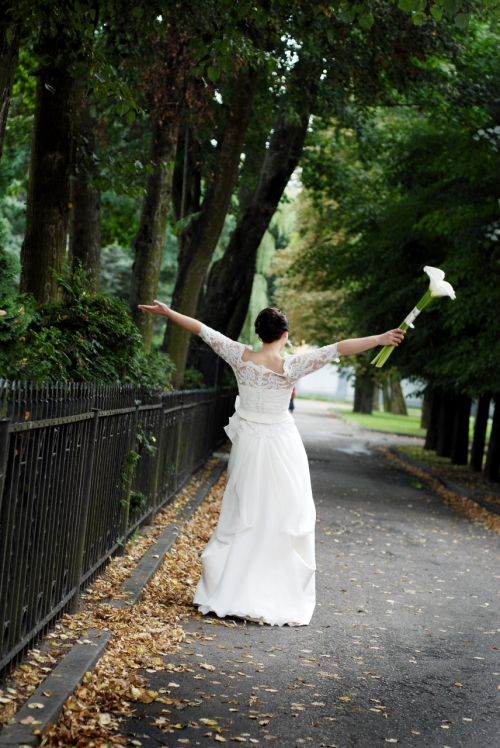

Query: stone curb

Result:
[390,447,500,517]
[0,629,111,747]
[0,457,228,747]
[110,457,228,608]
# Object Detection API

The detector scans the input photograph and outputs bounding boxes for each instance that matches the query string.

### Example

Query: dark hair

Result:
[254,307,289,344]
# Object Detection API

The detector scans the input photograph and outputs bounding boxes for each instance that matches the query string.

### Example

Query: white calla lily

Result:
[371,265,457,367]
[424,265,456,299]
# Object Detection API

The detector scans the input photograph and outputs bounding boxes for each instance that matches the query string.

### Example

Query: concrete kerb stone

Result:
[0,457,228,747]
[390,446,500,517]
[110,456,228,608]
[0,629,111,748]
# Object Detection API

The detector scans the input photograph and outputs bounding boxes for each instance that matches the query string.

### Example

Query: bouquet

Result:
[371,266,456,368]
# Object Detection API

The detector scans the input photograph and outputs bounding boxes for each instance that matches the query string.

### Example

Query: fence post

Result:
[118,404,140,554]
[145,405,165,524]
[70,408,99,613]
[0,418,11,516]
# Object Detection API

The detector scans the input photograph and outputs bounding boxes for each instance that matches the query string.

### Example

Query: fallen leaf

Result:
[42,690,52,697]
[200,718,219,726]
[200,663,215,671]
[215,737,227,743]
[27,703,45,709]
[385,740,398,744]
[99,713,111,725]
[338,696,351,702]
[454,682,462,687]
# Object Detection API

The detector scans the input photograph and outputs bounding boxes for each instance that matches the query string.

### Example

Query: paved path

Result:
[121,400,500,748]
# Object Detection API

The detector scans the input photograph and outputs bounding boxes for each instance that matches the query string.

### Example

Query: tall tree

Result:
[19,28,76,302]
[129,31,189,350]
[162,65,257,386]
[199,107,310,339]
[69,71,101,289]
[0,1,21,159]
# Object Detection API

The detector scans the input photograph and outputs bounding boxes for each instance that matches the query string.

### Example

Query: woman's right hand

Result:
[138,299,170,316]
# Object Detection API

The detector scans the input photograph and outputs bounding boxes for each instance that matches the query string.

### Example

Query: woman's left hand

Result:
[378,329,405,347]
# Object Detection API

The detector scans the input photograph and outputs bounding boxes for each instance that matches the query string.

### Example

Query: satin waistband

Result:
[235,405,292,424]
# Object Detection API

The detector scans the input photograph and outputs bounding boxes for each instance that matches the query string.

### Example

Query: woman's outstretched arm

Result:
[337,329,405,355]
[138,300,201,335]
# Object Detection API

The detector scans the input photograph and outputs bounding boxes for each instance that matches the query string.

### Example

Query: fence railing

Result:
[0,381,236,676]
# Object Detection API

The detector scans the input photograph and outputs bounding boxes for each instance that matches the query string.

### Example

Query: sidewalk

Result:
[114,400,500,747]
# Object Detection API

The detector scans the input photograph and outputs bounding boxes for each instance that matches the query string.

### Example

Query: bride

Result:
[139,301,404,626]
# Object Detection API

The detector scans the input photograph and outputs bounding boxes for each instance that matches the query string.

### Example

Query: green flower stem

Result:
[371,289,433,368]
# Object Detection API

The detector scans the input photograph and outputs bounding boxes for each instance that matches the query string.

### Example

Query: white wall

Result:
[295,364,355,401]
[294,362,423,407]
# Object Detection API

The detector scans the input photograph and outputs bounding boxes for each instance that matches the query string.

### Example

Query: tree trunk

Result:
[469,393,491,472]
[162,66,257,387]
[353,372,374,415]
[450,394,471,466]
[129,120,178,350]
[0,3,20,159]
[382,376,391,412]
[424,389,441,451]
[20,58,75,302]
[388,375,407,415]
[198,110,310,339]
[484,394,500,483]
[69,74,100,290]
[420,385,432,430]
[436,391,456,458]
[372,383,380,411]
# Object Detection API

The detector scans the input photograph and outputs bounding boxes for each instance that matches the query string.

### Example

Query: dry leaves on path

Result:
[1,462,225,748]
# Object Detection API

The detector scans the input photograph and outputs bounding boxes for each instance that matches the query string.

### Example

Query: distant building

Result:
[294,361,423,408]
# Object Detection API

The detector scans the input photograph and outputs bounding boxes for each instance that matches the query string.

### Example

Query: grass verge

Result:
[331,407,426,437]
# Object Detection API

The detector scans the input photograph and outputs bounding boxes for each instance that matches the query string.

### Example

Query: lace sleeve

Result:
[285,343,341,382]
[199,324,246,369]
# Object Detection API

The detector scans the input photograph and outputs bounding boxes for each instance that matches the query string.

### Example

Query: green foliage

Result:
[100,192,141,248]
[181,367,206,390]
[100,244,133,300]
[279,21,500,397]
[0,266,174,386]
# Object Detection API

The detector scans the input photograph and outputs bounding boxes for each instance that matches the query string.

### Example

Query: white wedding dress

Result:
[193,324,341,626]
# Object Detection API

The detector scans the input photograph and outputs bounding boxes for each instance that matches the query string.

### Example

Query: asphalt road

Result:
[120,400,500,748]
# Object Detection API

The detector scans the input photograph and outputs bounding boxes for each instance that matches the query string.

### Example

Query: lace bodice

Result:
[199,324,340,418]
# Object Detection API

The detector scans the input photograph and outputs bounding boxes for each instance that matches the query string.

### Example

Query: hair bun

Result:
[254,307,289,344]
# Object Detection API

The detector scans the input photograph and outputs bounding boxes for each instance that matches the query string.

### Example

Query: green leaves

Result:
[207,66,221,82]
[454,12,471,28]
[358,12,374,28]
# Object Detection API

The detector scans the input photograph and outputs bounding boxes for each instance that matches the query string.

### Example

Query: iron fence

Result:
[0,381,236,676]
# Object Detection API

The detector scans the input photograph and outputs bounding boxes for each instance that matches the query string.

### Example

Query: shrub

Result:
[181,366,206,390]
[0,266,174,386]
